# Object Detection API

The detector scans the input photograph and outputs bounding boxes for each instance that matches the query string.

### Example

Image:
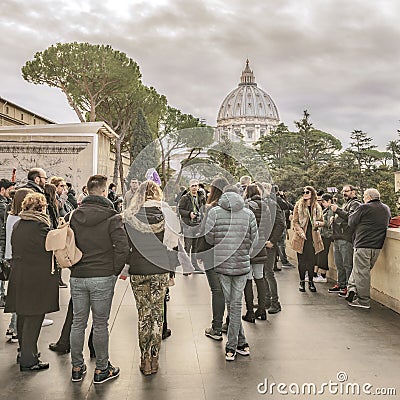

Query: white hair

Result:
[364,188,380,200]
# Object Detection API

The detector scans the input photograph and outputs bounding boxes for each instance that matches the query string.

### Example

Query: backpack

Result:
[45,210,82,271]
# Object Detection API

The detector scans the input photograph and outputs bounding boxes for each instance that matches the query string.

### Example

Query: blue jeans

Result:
[333,240,353,288]
[70,275,117,370]
[218,274,247,351]
[204,252,225,332]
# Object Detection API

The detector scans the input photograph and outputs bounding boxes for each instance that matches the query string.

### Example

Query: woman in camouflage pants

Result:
[124,180,177,376]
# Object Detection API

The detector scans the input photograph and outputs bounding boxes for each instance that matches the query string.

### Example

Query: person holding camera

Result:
[178,179,206,273]
[291,186,324,292]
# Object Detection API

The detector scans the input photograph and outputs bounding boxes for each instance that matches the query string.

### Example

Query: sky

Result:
[1,0,400,150]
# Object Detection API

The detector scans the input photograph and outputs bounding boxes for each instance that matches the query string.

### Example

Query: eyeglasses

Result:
[191,185,198,188]
[302,190,310,195]
[39,176,48,180]
[342,189,351,194]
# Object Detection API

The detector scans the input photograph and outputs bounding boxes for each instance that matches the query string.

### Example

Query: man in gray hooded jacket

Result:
[205,185,258,361]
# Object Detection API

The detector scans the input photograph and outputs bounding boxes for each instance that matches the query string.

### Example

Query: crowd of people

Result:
[0,169,391,382]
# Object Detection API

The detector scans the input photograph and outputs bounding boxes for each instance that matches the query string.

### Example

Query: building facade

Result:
[0,96,54,126]
[215,60,280,145]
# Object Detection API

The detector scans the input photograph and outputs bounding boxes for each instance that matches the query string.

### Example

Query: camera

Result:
[192,211,201,224]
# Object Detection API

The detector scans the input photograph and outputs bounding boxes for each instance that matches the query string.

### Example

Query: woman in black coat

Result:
[242,184,271,322]
[5,193,59,371]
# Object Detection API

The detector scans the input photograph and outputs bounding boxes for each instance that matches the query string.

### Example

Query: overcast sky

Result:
[1,0,399,149]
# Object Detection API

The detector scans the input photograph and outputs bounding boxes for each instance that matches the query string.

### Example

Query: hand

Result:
[265,241,274,248]
[331,204,338,212]
[190,212,196,219]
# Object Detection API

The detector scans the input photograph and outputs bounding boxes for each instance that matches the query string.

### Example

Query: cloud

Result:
[1,0,399,148]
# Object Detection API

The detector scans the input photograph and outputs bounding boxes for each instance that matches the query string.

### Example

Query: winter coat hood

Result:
[218,192,244,212]
[73,195,117,226]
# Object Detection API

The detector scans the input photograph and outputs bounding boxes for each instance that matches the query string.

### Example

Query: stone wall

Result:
[286,229,400,314]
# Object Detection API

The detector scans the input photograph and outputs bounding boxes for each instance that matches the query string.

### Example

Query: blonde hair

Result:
[125,180,163,216]
[21,193,47,212]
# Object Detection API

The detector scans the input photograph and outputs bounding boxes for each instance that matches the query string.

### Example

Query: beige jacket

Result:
[291,199,324,254]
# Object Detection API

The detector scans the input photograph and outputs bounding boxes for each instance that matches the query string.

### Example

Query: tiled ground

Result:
[1,263,400,400]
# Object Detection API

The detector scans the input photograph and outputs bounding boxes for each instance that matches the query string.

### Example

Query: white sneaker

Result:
[42,319,54,327]
[314,275,327,283]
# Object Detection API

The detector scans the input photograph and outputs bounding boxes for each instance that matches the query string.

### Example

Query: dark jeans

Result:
[276,227,289,264]
[17,313,45,368]
[264,247,280,305]
[204,253,225,332]
[297,251,316,282]
[58,298,94,353]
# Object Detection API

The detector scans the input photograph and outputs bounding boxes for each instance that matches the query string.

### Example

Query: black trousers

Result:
[17,313,45,368]
[58,298,94,353]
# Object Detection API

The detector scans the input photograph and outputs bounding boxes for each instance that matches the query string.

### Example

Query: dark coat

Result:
[348,199,390,249]
[5,219,59,315]
[332,197,361,242]
[245,195,271,264]
[125,206,170,275]
[69,195,129,278]
[178,191,206,227]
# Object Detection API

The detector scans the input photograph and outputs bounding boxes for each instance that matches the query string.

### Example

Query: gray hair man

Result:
[346,188,390,308]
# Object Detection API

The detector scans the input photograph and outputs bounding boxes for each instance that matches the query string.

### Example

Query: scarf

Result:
[19,210,51,227]
[124,200,180,250]
[295,200,323,229]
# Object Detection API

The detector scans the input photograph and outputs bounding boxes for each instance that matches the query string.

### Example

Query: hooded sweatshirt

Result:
[69,195,129,278]
[205,191,258,276]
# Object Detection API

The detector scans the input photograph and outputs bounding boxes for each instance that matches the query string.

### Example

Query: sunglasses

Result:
[302,190,310,195]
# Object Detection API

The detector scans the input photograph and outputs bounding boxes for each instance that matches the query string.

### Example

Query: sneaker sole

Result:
[236,349,250,356]
[94,371,120,384]
[348,303,370,309]
[72,367,87,382]
[225,355,236,361]
[205,333,223,341]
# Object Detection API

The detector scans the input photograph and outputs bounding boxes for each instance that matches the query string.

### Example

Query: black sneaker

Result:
[205,327,223,341]
[236,343,250,356]
[93,362,120,384]
[345,290,356,303]
[72,364,87,382]
[328,284,341,293]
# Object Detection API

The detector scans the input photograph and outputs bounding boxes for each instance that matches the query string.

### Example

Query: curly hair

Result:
[49,176,66,188]
[21,193,47,212]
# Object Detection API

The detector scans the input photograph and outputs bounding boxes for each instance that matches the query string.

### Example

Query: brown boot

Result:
[151,355,159,374]
[139,357,152,375]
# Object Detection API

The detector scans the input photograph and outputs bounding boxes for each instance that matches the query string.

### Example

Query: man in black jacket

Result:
[263,185,286,314]
[346,188,390,308]
[328,185,360,296]
[69,175,129,384]
[18,168,47,194]
[178,179,206,272]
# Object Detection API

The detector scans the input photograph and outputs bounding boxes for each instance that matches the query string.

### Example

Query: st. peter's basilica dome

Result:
[216,60,280,144]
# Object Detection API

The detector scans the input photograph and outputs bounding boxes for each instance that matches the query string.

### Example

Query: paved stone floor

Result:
[1,263,400,400]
